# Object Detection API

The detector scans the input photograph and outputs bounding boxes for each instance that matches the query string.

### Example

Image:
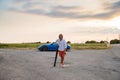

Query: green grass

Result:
[0,43,112,50]
[71,43,112,49]
[0,43,42,49]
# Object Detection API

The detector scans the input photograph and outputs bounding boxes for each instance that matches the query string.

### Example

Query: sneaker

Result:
[59,64,64,68]
[60,64,69,68]
[62,64,69,68]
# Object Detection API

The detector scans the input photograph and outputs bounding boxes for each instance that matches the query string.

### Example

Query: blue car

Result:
[38,42,71,51]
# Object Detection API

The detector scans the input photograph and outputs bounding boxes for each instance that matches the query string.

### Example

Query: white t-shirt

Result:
[56,39,67,51]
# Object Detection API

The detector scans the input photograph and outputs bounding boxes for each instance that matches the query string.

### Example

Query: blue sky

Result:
[0,0,120,43]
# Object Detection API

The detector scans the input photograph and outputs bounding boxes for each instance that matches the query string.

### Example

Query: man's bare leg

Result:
[60,56,65,68]
[61,56,64,64]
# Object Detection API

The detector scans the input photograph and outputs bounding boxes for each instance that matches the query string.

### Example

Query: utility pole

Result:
[106,37,109,47]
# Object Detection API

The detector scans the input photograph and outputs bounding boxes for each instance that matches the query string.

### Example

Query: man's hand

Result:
[64,49,67,55]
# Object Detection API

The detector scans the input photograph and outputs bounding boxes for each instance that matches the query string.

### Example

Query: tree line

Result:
[19,39,120,44]
[67,39,120,44]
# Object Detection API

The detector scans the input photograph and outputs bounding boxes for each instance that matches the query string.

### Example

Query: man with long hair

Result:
[56,34,67,68]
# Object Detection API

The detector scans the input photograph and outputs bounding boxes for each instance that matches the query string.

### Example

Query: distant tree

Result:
[34,41,41,44]
[85,40,97,43]
[46,41,50,43]
[100,40,105,43]
[91,40,97,43]
[38,41,41,43]
[85,41,90,43]
[67,41,71,44]
[110,39,120,44]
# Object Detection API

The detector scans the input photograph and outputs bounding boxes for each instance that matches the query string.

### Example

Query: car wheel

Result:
[42,46,48,51]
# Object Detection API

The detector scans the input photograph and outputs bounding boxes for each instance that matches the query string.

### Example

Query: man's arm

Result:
[55,39,59,50]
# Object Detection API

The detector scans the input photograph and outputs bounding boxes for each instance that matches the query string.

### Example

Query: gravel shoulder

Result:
[0,44,120,80]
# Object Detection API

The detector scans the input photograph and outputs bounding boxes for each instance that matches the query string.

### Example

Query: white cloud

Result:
[2,0,119,20]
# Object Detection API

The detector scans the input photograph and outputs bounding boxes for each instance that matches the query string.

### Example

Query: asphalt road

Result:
[0,44,120,80]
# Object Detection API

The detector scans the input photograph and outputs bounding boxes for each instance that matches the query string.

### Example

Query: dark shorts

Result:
[58,50,66,57]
